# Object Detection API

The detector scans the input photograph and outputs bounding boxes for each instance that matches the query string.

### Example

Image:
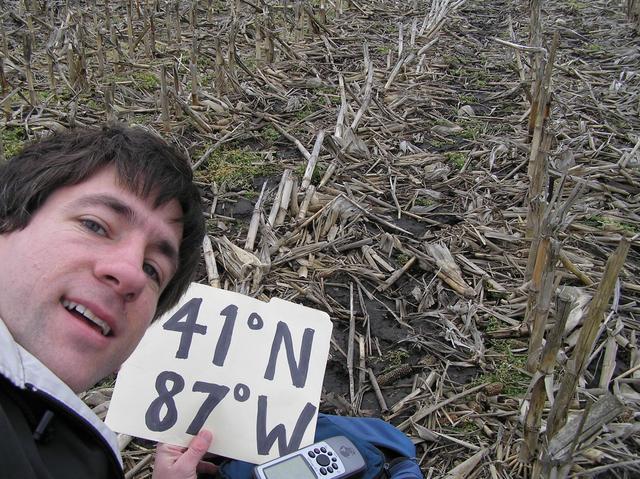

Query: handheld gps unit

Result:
[253,435,366,479]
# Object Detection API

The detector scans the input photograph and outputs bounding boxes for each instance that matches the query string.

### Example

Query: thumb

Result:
[174,430,213,474]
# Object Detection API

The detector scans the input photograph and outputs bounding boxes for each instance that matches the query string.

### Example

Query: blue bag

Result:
[218,413,423,478]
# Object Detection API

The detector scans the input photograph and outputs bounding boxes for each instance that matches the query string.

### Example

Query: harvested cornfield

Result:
[2,0,639,477]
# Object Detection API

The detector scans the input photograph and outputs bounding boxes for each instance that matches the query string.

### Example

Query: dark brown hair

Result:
[0,124,204,318]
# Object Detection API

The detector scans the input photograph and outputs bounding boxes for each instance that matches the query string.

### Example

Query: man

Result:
[0,124,216,478]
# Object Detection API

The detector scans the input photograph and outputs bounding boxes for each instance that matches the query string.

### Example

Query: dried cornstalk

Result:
[294,1,305,42]
[297,185,315,221]
[148,11,157,55]
[543,394,624,475]
[525,33,560,279]
[261,114,311,160]
[300,130,325,191]
[202,235,219,288]
[525,237,560,372]
[348,283,356,404]
[398,383,486,431]
[190,35,199,106]
[630,0,640,29]
[124,454,153,479]
[126,0,134,53]
[559,250,593,286]
[171,92,212,133]
[215,236,265,282]
[255,13,263,63]
[426,243,475,298]
[23,34,37,105]
[245,181,268,251]
[174,0,181,44]
[444,448,487,479]
[598,333,618,388]
[528,0,543,135]
[104,83,116,123]
[214,37,226,95]
[0,56,7,95]
[268,169,291,226]
[160,65,170,132]
[305,158,330,188]
[274,176,294,226]
[520,294,572,462]
[263,14,274,63]
[547,239,630,437]
[95,31,105,78]
[377,256,416,292]
[367,368,388,412]
[351,43,374,131]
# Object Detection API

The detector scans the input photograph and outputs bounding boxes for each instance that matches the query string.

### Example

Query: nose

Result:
[95,241,148,301]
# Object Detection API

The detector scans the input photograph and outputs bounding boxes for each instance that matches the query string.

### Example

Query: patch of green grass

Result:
[243,190,259,199]
[37,90,52,103]
[52,87,75,103]
[461,126,480,140]
[567,0,587,12]
[583,215,603,228]
[197,55,212,70]
[241,56,256,71]
[326,95,342,106]
[261,125,280,144]
[130,114,152,125]
[485,316,500,333]
[478,339,529,396]
[85,98,100,110]
[442,54,461,68]
[395,253,411,265]
[459,93,476,104]
[384,349,410,368]
[454,66,490,88]
[196,148,278,190]
[428,138,453,149]
[200,71,215,86]
[133,71,159,90]
[415,197,434,207]
[585,43,603,54]
[445,151,466,169]
[1,127,27,159]
[584,215,637,234]
[294,161,326,186]
[458,118,483,140]
[453,418,479,433]
[319,85,338,96]
[294,104,316,120]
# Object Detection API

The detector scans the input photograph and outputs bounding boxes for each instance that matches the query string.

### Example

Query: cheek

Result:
[128,299,157,341]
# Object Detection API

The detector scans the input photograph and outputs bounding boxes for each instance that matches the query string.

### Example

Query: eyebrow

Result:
[70,194,180,266]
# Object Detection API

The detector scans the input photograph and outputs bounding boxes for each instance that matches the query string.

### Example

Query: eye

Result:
[143,262,161,284]
[81,218,107,236]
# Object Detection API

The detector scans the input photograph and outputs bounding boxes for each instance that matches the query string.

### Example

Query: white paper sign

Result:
[106,283,332,464]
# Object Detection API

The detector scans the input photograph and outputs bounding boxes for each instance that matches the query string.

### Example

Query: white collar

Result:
[0,318,123,467]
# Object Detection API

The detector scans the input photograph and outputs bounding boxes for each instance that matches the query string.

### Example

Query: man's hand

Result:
[152,430,218,479]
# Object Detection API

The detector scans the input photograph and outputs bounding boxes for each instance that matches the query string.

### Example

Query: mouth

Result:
[62,299,112,337]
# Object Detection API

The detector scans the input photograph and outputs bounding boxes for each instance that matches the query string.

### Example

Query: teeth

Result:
[62,299,111,336]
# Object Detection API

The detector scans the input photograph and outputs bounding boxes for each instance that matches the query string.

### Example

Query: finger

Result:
[174,430,213,473]
[156,442,187,456]
[196,461,219,476]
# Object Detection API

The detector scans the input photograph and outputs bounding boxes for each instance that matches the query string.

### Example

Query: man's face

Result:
[0,166,183,393]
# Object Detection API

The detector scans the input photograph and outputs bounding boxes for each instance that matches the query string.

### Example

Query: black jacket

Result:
[0,320,124,479]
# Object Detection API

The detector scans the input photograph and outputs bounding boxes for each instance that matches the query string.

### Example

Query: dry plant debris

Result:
[1,0,640,477]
